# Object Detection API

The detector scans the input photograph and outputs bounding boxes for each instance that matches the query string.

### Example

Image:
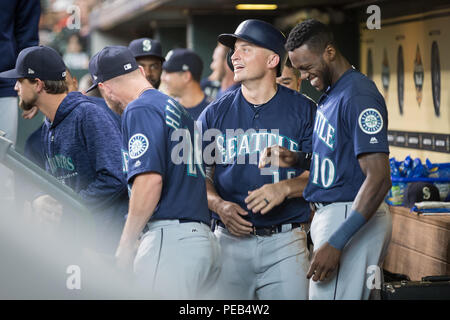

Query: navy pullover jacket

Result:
[41,92,128,253]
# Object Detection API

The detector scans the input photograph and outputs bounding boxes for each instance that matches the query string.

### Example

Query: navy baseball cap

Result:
[403,182,441,208]
[86,46,139,93]
[162,49,203,82]
[128,38,165,61]
[0,46,66,80]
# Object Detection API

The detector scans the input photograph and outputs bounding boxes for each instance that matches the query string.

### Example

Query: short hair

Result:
[28,78,68,94]
[285,59,300,78]
[285,19,335,53]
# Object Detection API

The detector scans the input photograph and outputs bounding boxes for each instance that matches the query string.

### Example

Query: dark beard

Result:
[321,59,333,90]
[148,77,160,89]
[19,95,37,111]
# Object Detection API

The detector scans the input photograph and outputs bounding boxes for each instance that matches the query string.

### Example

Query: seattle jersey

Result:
[303,69,390,203]
[198,84,316,227]
[122,89,210,225]
[184,95,210,120]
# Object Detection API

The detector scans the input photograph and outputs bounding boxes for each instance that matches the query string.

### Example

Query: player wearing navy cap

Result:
[260,19,392,300]
[0,46,128,254]
[198,19,316,299]
[90,46,220,298]
[277,60,302,92]
[128,38,164,89]
[161,48,210,120]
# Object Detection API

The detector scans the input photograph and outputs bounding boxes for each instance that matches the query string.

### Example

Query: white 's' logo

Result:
[142,39,152,52]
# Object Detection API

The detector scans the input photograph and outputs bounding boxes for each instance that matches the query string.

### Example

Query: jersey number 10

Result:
[311,153,336,188]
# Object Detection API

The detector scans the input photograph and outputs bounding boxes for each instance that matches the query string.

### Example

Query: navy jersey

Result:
[122,89,210,225]
[198,85,316,227]
[201,78,220,101]
[184,95,211,120]
[303,69,389,203]
[215,82,240,100]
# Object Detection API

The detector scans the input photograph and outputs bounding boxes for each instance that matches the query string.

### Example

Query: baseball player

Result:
[259,19,392,300]
[200,43,225,101]
[24,68,121,170]
[276,60,301,92]
[0,46,128,254]
[88,46,220,299]
[128,38,165,89]
[198,19,316,299]
[161,48,210,120]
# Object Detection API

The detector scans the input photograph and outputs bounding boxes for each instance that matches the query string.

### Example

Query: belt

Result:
[310,202,332,211]
[211,219,305,236]
[179,218,209,227]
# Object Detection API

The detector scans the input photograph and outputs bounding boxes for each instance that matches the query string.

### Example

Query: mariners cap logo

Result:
[128,133,149,159]
[358,108,383,135]
[142,39,152,52]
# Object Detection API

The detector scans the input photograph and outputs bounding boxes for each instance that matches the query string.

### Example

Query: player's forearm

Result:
[352,172,391,220]
[117,173,162,251]
[282,171,310,199]
[205,178,225,213]
[353,153,392,220]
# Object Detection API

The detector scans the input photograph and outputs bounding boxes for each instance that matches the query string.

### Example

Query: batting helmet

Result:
[218,19,287,76]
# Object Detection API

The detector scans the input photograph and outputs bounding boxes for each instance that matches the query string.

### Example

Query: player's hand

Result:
[115,244,136,272]
[22,106,39,119]
[215,200,253,237]
[307,242,342,282]
[259,145,299,168]
[32,195,63,224]
[245,182,289,214]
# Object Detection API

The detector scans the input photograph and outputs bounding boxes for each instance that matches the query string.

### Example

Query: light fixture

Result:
[236,4,278,10]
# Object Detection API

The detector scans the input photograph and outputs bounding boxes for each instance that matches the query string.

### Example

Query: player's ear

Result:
[138,65,146,78]
[184,71,192,83]
[267,53,280,71]
[34,78,45,93]
[323,44,336,62]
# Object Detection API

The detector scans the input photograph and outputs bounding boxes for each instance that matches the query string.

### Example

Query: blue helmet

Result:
[218,19,287,76]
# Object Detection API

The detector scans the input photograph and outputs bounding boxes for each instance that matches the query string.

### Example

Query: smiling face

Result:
[230,39,277,83]
[288,44,332,92]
